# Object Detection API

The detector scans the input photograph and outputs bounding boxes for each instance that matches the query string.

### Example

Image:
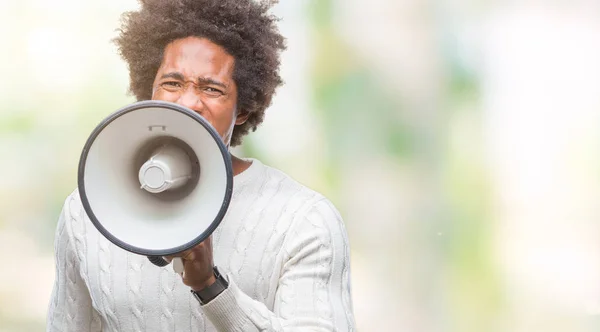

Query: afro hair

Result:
[114,0,286,146]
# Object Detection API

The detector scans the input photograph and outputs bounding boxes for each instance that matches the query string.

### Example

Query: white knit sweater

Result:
[46,158,355,331]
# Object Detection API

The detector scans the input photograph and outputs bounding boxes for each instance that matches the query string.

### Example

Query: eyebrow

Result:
[159,72,228,89]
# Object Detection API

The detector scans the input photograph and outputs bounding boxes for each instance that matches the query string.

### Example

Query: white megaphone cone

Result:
[77,100,233,272]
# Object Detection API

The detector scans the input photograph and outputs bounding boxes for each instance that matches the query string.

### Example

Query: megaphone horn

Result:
[77,100,233,269]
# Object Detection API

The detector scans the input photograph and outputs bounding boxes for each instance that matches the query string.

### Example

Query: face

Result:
[152,36,248,147]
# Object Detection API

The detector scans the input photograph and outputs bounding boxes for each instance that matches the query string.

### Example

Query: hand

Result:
[167,236,216,291]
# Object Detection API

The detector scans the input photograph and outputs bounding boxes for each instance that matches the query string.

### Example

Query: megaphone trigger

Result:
[172,257,184,275]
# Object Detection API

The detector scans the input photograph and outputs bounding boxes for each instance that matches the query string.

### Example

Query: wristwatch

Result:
[191,266,229,305]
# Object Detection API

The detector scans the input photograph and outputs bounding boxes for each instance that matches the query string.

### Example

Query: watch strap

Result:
[191,266,228,305]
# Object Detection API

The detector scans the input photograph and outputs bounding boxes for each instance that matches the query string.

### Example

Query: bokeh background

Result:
[1,0,600,331]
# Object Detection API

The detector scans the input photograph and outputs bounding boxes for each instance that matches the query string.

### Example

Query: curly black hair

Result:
[114,0,286,146]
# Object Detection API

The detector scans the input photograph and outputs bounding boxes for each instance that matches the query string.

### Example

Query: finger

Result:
[181,273,191,286]
[182,250,196,261]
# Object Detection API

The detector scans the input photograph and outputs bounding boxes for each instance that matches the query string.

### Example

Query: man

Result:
[47,0,355,331]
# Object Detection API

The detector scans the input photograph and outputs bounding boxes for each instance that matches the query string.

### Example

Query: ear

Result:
[235,109,250,125]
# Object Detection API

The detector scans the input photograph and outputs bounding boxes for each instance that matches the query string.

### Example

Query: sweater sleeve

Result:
[201,198,356,332]
[47,194,100,332]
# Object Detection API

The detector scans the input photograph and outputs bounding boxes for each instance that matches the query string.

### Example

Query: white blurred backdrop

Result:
[1,0,599,331]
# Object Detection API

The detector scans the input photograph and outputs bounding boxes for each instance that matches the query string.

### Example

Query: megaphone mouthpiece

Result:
[139,143,193,194]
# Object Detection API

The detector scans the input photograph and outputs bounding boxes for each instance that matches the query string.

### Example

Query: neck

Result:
[230,153,252,176]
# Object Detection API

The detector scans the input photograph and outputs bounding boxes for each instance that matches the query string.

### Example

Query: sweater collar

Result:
[233,157,263,189]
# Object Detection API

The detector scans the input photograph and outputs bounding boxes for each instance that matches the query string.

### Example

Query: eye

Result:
[161,81,182,90]
[204,87,224,96]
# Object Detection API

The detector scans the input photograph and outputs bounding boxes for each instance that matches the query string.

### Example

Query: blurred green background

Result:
[1,0,600,331]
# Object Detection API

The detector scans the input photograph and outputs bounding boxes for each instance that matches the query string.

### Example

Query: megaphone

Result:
[77,100,233,270]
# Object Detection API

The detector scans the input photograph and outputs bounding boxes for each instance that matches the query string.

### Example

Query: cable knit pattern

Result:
[253,185,304,301]
[65,221,79,326]
[47,193,95,332]
[160,266,177,331]
[47,158,356,331]
[68,197,96,328]
[127,254,146,331]
[190,291,206,332]
[98,236,121,331]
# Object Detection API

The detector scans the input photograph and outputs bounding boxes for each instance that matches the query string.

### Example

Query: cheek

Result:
[151,89,177,101]
[207,104,237,135]
[212,112,235,134]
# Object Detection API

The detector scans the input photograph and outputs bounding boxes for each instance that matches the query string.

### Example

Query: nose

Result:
[176,87,204,114]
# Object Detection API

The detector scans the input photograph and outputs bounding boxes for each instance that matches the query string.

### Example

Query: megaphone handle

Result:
[147,256,184,275]
[147,255,169,267]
